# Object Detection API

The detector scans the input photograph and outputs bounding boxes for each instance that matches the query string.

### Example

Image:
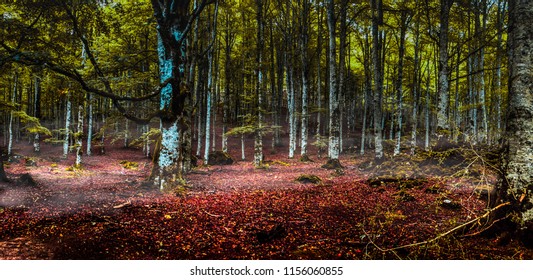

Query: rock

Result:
[207,151,234,165]
[296,174,322,184]
[18,173,37,187]
[321,158,343,170]
[439,198,461,210]
[25,157,38,167]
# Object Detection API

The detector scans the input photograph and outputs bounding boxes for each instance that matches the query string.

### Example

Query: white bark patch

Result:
[159,121,180,169]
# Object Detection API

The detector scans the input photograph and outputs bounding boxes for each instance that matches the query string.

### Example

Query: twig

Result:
[366,202,510,253]
[203,209,223,217]
[461,213,512,237]
[113,200,132,209]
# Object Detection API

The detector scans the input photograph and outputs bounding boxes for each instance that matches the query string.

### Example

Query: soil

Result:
[1,135,532,260]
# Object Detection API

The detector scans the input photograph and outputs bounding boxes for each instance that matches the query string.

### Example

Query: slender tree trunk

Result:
[75,104,83,168]
[478,0,489,143]
[495,0,506,137]
[33,75,41,153]
[204,2,219,161]
[327,0,340,161]
[316,2,323,137]
[410,11,421,154]
[360,32,372,155]
[371,0,384,160]
[86,93,93,156]
[8,73,17,158]
[425,63,431,151]
[286,50,296,159]
[63,93,71,158]
[436,0,454,135]
[394,11,408,156]
[300,0,310,159]
[254,0,264,167]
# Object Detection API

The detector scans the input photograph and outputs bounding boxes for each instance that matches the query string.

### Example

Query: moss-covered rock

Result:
[321,158,343,170]
[120,160,139,169]
[207,151,234,165]
[296,174,322,184]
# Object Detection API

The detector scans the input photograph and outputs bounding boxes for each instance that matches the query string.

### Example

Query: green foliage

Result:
[9,109,51,136]
[296,174,322,184]
[130,128,161,148]
[225,125,256,136]
[120,160,138,170]
[312,134,328,149]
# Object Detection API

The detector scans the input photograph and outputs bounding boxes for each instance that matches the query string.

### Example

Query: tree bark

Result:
[300,0,310,158]
[254,0,264,167]
[327,0,340,160]
[371,0,384,160]
[497,0,533,244]
[436,0,454,135]
[63,93,71,158]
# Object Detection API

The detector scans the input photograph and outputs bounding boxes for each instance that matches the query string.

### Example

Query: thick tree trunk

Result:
[497,0,533,245]
[151,0,197,190]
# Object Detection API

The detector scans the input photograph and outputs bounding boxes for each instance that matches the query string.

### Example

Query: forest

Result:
[1,0,533,260]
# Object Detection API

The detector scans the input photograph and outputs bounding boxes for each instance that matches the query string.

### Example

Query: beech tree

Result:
[496,0,533,245]
[326,0,340,163]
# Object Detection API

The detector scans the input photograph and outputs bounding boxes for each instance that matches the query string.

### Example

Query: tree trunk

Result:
[75,104,84,168]
[436,0,454,135]
[63,93,71,158]
[497,0,533,245]
[254,0,264,167]
[410,9,421,154]
[33,75,41,153]
[86,93,93,156]
[8,72,17,158]
[300,0,310,159]
[151,0,198,190]
[371,0,384,160]
[394,10,408,156]
[327,0,340,160]
[203,1,219,161]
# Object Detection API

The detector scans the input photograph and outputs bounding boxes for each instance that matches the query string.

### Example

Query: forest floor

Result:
[1,135,532,260]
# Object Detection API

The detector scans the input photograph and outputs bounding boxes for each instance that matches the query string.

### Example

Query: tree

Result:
[150,0,212,189]
[371,0,384,160]
[254,0,264,167]
[436,0,454,136]
[326,0,341,163]
[496,0,533,246]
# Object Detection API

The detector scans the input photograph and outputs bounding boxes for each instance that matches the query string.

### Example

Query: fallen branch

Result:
[113,200,132,209]
[366,202,510,253]
[203,209,223,217]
